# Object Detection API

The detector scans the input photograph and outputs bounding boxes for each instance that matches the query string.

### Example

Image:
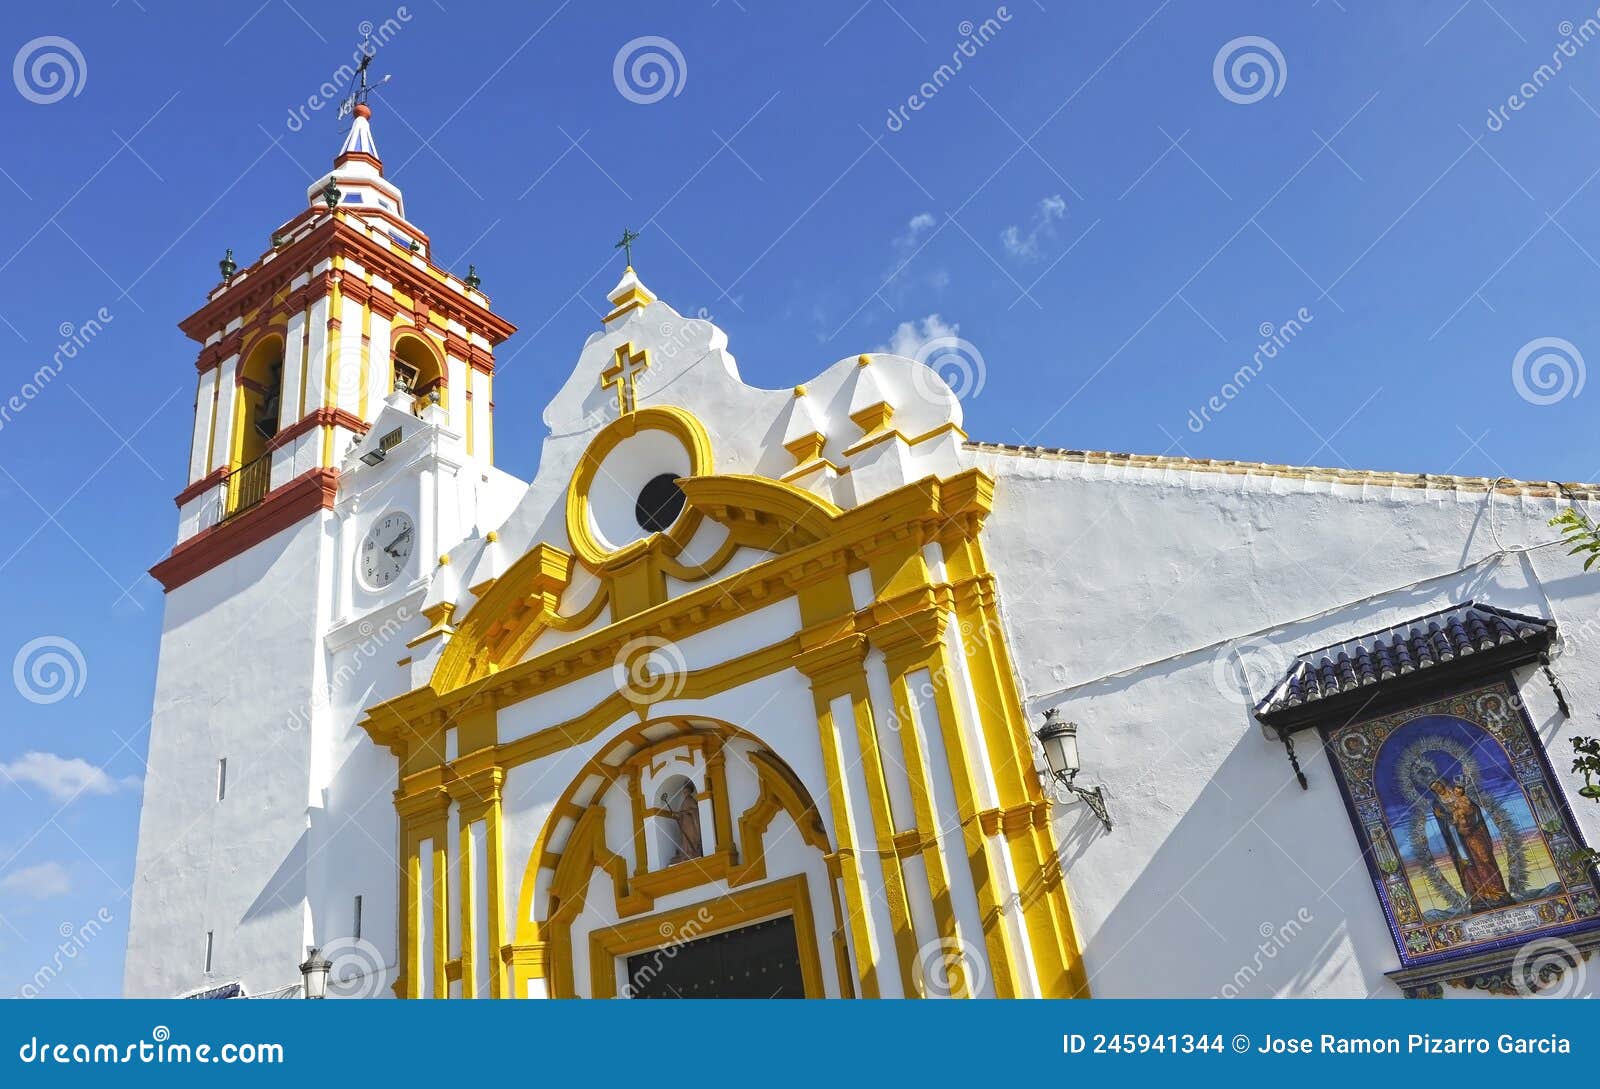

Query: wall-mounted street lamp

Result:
[298,947,332,1000]
[322,178,341,211]
[1035,709,1112,832]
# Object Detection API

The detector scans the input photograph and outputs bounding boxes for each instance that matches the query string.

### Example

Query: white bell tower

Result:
[125,98,523,997]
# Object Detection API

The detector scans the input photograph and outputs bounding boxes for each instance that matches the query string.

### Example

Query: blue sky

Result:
[3,0,1600,997]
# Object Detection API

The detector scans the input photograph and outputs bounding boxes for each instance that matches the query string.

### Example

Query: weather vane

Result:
[614,227,641,267]
[336,43,392,121]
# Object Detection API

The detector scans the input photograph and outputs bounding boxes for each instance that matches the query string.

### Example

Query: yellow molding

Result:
[564,404,713,570]
[849,401,894,436]
[430,543,574,691]
[586,874,823,998]
[784,431,827,465]
[406,602,457,650]
[362,470,999,756]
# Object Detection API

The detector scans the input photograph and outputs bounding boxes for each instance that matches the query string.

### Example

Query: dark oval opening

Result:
[635,473,686,533]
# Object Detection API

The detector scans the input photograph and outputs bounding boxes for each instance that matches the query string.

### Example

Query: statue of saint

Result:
[669,784,702,864]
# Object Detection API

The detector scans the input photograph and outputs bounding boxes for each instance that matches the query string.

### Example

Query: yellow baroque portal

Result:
[366,464,1093,1000]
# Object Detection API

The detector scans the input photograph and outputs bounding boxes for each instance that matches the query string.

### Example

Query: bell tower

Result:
[127,93,520,997]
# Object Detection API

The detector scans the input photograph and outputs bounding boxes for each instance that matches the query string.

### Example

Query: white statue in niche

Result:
[664,780,703,864]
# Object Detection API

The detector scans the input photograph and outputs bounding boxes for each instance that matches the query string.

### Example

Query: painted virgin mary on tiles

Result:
[1324,678,1600,966]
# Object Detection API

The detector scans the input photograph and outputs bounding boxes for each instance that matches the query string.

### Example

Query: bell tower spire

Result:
[132,56,523,999]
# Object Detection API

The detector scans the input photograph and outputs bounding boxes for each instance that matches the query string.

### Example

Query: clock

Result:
[360,510,414,589]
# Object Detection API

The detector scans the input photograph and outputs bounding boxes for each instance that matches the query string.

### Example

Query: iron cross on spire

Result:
[601,343,651,416]
[614,227,641,268]
[336,42,392,120]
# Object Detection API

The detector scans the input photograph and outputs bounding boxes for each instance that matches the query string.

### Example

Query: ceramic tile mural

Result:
[1323,677,1600,967]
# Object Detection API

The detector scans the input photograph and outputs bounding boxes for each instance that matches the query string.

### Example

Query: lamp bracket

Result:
[1049,772,1113,832]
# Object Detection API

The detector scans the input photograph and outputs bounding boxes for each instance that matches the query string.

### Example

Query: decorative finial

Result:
[336,44,391,121]
[464,264,481,290]
[614,226,641,268]
[219,248,237,283]
[321,177,341,210]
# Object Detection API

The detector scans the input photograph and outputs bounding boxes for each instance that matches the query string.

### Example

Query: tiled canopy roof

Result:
[1253,602,1557,728]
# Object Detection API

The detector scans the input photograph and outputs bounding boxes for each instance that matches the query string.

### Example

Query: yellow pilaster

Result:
[939,529,1090,998]
[456,765,505,999]
[395,787,450,999]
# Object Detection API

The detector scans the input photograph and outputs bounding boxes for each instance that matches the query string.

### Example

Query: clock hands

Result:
[382,526,412,559]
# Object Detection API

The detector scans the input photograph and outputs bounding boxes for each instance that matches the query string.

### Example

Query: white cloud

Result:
[885,213,948,295]
[0,752,130,804]
[0,862,70,900]
[879,313,960,360]
[898,212,936,246]
[1001,194,1067,261]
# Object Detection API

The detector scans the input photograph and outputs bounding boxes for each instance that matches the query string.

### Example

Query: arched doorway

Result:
[510,717,850,998]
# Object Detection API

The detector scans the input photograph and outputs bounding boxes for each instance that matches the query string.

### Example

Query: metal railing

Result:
[224,455,271,518]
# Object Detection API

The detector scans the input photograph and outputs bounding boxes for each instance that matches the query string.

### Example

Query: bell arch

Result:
[232,332,287,467]
[390,327,447,409]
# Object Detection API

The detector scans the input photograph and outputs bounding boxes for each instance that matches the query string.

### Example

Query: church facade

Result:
[125,106,1600,1000]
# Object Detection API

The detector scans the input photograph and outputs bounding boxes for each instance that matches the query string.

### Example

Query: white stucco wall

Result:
[976,450,1600,998]
[125,515,331,997]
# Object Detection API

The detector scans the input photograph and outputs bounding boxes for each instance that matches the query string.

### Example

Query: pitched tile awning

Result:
[1253,602,1557,732]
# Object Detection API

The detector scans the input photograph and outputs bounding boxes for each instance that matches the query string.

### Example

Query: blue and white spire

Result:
[338,103,380,160]
[306,102,418,248]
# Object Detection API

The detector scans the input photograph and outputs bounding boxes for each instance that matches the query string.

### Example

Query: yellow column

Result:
[395,787,450,999]
[456,766,506,999]
[320,259,344,466]
[797,635,907,997]
[940,527,1090,998]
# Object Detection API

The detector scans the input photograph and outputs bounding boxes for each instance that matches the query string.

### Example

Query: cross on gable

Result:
[601,343,651,415]
[614,226,640,267]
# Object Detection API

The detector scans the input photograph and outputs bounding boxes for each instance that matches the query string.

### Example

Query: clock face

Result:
[360,511,414,589]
